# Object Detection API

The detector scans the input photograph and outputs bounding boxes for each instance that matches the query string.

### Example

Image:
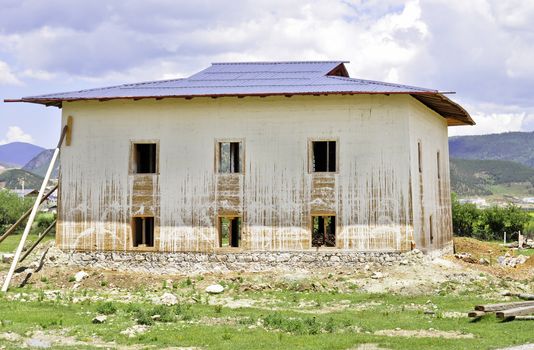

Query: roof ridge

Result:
[211,61,349,65]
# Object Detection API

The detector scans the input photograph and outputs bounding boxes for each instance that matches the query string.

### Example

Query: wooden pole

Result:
[19,219,57,263]
[1,126,66,293]
[0,184,58,245]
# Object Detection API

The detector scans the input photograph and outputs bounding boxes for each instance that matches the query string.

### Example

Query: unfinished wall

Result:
[57,94,447,253]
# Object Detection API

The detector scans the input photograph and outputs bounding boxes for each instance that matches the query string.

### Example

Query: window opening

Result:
[312,141,336,172]
[219,142,242,173]
[429,215,434,244]
[134,143,157,174]
[437,151,441,179]
[417,141,422,173]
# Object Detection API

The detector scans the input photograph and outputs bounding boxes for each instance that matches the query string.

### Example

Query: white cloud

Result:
[0,0,533,139]
[0,61,22,85]
[0,126,34,144]
[449,102,532,136]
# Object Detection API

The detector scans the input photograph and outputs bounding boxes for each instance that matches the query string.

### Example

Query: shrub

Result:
[135,310,154,326]
[96,301,117,315]
[150,305,175,322]
[34,212,56,231]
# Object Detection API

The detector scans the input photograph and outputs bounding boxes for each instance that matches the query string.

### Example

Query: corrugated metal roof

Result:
[4,61,474,125]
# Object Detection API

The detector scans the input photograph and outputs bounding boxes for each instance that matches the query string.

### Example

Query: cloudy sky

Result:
[1,0,533,148]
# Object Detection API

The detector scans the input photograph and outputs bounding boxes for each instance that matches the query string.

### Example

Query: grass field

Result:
[0,233,55,254]
[0,286,533,349]
[1,237,533,349]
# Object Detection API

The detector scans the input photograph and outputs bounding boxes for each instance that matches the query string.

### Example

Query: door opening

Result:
[219,216,241,248]
[312,215,336,247]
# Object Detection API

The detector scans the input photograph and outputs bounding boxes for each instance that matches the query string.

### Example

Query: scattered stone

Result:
[479,258,490,266]
[454,252,477,264]
[74,271,89,282]
[371,272,384,279]
[159,292,178,306]
[498,255,528,268]
[120,325,149,338]
[374,328,474,339]
[0,332,23,342]
[205,284,225,294]
[26,337,52,348]
[92,315,107,324]
[1,254,14,264]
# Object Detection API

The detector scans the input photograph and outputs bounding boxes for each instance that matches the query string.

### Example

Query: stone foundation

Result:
[42,245,453,274]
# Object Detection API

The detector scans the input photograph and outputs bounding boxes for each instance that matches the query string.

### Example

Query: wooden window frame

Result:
[129,140,160,175]
[214,138,245,174]
[308,138,339,174]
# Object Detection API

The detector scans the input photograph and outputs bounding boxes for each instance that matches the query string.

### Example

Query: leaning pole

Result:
[1,125,67,292]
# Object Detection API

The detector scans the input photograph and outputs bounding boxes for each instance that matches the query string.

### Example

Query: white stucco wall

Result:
[407,98,453,250]
[57,94,449,252]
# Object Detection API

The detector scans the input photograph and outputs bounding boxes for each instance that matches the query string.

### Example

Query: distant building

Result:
[458,198,489,208]
[8,61,473,253]
[12,188,38,198]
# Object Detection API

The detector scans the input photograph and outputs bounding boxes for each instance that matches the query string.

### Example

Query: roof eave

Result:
[5,91,475,127]
[411,93,475,126]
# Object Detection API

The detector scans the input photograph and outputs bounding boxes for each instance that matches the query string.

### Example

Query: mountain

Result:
[22,149,58,178]
[0,168,44,190]
[450,158,534,196]
[449,131,534,168]
[0,142,46,167]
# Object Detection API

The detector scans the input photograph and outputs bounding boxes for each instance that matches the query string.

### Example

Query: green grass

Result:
[0,233,55,254]
[0,288,533,349]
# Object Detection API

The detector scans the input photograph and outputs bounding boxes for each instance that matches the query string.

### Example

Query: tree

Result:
[451,193,480,237]
[478,205,530,241]
[0,190,33,233]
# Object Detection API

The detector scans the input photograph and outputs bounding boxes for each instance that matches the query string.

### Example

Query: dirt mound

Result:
[452,237,534,280]
[453,237,507,259]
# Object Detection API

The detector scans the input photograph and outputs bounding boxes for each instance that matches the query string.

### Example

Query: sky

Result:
[0,0,533,148]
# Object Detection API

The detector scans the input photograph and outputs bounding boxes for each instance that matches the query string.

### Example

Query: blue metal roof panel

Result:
[5,60,473,125]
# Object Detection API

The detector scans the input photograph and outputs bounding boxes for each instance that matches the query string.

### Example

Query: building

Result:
[12,189,39,198]
[7,61,473,253]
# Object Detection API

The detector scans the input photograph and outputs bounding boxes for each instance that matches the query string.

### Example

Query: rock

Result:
[92,315,107,324]
[0,332,23,342]
[498,255,528,268]
[151,314,161,321]
[478,258,490,266]
[120,325,149,338]
[74,271,89,282]
[1,254,14,264]
[205,284,225,294]
[371,272,384,279]
[26,338,51,348]
[159,292,178,306]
